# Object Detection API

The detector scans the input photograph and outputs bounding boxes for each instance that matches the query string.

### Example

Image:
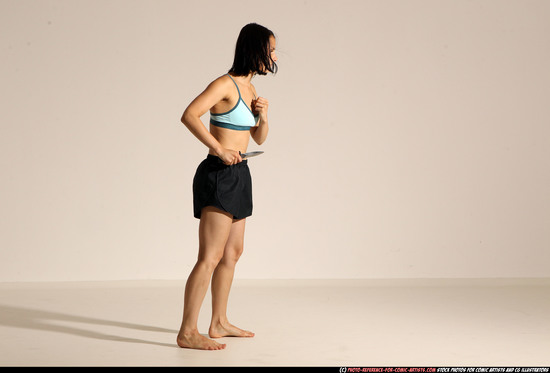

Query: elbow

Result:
[180,110,189,125]
[181,109,195,127]
[254,137,266,146]
[251,127,268,145]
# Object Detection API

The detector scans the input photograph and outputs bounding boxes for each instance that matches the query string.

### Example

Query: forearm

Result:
[181,111,223,155]
[251,119,269,145]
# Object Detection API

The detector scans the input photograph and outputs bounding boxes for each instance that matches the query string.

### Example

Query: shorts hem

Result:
[194,205,252,220]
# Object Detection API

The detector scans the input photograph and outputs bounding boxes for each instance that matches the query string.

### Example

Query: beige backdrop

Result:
[1,0,549,281]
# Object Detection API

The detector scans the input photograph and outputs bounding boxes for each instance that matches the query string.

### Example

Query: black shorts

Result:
[193,154,253,220]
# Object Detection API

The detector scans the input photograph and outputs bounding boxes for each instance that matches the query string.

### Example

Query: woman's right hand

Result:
[217,148,243,165]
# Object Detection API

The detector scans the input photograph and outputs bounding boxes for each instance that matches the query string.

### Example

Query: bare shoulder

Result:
[207,74,232,89]
[202,74,234,101]
[211,74,232,86]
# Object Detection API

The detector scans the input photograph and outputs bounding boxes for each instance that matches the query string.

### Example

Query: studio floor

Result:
[0,278,549,367]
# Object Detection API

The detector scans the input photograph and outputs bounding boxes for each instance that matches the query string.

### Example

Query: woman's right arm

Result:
[181,77,242,164]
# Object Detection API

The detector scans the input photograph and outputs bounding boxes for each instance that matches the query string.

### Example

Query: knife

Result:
[240,151,264,159]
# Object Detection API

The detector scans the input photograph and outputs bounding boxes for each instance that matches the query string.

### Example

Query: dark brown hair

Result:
[228,23,277,76]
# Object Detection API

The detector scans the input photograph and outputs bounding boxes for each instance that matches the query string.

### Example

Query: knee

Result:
[223,244,244,265]
[197,250,224,273]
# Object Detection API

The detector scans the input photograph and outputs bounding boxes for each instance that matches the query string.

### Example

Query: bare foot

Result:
[177,330,226,350]
[209,321,255,338]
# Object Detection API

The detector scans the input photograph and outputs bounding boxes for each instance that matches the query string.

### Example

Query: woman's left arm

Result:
[250,96,269,145]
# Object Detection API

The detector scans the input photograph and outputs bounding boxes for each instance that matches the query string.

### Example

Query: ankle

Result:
[210,316,229,327]
[179,328,200,337]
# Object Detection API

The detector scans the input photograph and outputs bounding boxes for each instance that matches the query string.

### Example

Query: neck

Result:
[229,72,254,84]
[241,72,254,84]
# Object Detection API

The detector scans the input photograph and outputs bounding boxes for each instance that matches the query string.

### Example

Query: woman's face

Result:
[269,36,277,64]
[259,35,277,73]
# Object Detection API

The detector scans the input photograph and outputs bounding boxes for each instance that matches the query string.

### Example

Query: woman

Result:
[177,23,278,350]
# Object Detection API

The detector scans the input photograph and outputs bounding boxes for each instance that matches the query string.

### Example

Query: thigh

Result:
[198,206,234,262]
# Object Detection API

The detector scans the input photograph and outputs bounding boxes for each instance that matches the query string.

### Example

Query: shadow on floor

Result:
[0,304,176,348]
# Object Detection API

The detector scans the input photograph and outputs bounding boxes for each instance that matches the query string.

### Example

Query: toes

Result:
[242,329,254,337]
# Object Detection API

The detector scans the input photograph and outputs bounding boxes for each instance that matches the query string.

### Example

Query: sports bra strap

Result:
[226,74,241,100]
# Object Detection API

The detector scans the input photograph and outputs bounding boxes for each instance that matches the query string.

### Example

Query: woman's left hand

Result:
[252,97,269,122]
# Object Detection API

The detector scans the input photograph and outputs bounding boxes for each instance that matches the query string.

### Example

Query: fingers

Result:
[255,97,268,104]
[254,97,269,109]
[252,97,269,121]
[222,149,242,165]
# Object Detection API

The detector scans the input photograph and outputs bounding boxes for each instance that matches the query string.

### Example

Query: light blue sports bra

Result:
[210,74,260,131]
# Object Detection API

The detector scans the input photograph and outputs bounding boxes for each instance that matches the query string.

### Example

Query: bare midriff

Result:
[208,124,252,156]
